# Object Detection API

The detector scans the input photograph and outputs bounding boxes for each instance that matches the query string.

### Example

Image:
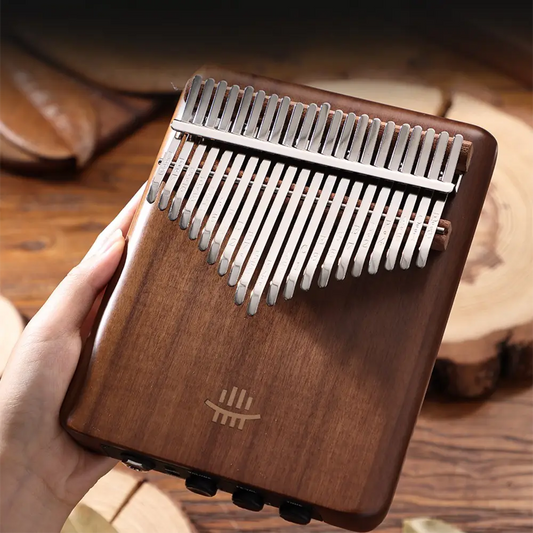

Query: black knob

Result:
[121,454,154,472]
[232,488,264,512]
[185,473,217,497]
[279,501,312,525]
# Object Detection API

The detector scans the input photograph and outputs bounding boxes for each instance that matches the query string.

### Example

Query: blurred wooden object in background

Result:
[0,294,24,376]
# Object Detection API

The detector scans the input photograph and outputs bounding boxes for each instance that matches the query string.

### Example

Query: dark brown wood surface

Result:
[1,42,531,532]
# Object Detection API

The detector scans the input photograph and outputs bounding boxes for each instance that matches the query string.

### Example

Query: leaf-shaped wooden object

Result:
[3,43,98,165]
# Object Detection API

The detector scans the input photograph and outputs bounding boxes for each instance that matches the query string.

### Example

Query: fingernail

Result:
[99,229,123,255]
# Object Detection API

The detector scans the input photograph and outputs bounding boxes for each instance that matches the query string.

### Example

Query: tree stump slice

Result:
[0,294,25,377]
[307,78,444,116]
[437,93,533,398]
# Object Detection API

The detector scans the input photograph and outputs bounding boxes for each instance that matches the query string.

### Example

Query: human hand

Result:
[0,185,144,533]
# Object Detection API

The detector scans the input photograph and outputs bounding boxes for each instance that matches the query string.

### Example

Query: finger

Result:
[27,232,125,343]
[84,182,146,259]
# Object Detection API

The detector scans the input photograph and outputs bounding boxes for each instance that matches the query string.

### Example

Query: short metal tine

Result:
[192,78,215,124]
[269,96,291,144]
[180,147,220,229]
[218,85,240,132]
[295,103,318,149]
[158,141,194,210]
[335,112,356,158]
[234,164,291,303]
[177,75,202,122]
[347,114,369,162]
[384,125,423,270]
[322,110,343,156]
[228,163,284,287]
[189,150,233,240]
[199,153,246,251]
[416,134,462,268]
[267,170,318,305]
[208,157,259,264]
[257,94,279,141]
[284,173,332,299]
[231,86,254,135]
[308,103,331,152]
[219,160,271,276]
[282,102,304,146]
[400,129,443,269]
[244,90,266,137]
[302,177,348,290]
[169,144,206,220]
[147,133,181,203]
[205,80,228,128]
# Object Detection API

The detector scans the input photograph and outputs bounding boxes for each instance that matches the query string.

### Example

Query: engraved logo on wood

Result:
[205,387,261,430]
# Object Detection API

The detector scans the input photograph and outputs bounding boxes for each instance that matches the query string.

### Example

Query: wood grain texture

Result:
[60,70,496,531]
[78,468,141,522]
[113,482,195,533]
[436,94,533,398]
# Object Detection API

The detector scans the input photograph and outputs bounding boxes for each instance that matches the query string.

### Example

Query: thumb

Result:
[25,229,125,344]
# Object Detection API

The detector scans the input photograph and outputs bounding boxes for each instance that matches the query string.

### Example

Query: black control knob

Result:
[185,473,217,497]
[121,454,154,472]
[279,501,312,525]
[232,488,264,512]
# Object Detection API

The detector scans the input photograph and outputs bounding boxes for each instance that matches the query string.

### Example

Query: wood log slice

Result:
[0,294,25,377]
[436,94,533,398]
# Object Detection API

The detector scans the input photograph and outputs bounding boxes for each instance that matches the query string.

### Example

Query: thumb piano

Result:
[62,67,497,531]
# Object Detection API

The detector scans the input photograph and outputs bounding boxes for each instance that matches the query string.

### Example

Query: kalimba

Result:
[62,67,497,531]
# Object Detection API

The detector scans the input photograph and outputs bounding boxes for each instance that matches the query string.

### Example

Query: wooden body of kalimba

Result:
[62,67,497,531]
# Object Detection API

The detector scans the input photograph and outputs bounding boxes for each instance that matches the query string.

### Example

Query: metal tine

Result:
[317,112,361,286]
[307,103,331,152]
[205,80,228,128]
[384,125,423,270]
[284,174,332,299]
[189,150,233,239]
[218,160,271,275]
[268,171,320,305]
[198,153,247,251]
[234,165,295,304]
[247,166,309,315]
[347,114,369,162]
[192,78,215,124]
[352,121,396,277]
[192,87,254,245]
[207,156,260,264]
[218,85,240,132]
[269,96,291,144]
[322,110,343,156]
[177,74,203,123]
[231,86,254,135]
[368,123,410,273]
[243,90,266,137]
[248,168,309,315]
[217,93,289,275]
[416,134,463,268]
[158,141,194,210]
[399,128,440,269]
[333,118,381,277]
[180,148,219,228]
[167,80,216,218]
[169,145,206,220]
[228,163,285,286]
[257,94,279,141]
[282,103,304,147]
[302,177,348,290]
[295,104,318,149]
[147,75,202,203]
